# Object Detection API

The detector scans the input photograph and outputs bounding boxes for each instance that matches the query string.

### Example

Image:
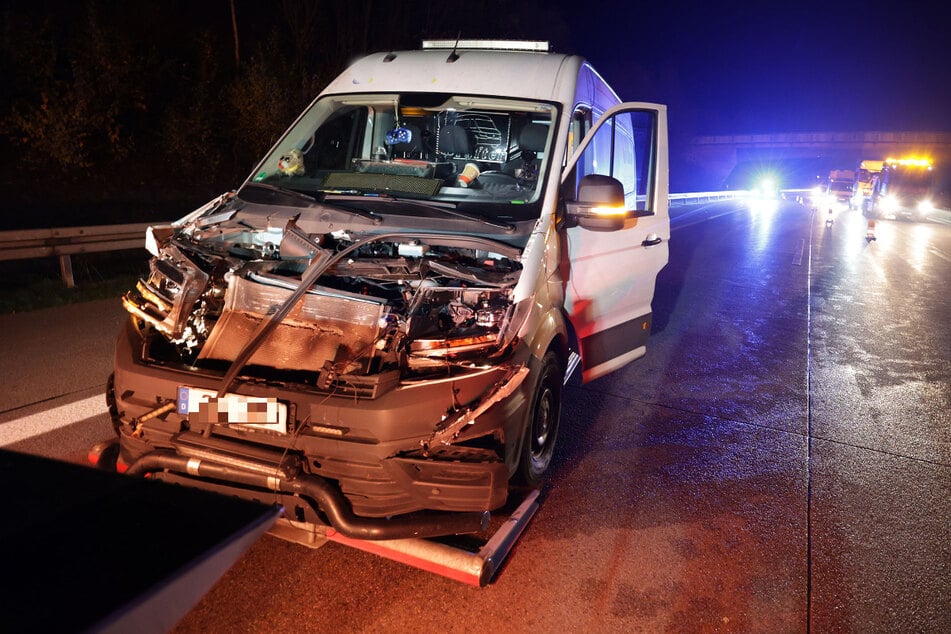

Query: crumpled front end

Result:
[111,197,539,537]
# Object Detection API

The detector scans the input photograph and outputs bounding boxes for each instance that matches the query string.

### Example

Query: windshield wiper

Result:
[242,181,317,203]
[352,194,515,232]
[242,182,382,224]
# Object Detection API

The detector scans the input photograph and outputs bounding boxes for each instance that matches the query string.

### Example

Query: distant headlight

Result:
[917,199,934,213]
[754,178,777,198]
[881,195,898,213]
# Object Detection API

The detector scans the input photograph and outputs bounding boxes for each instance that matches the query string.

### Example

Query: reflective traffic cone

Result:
[826,209,834,226]
[865,219,876,241]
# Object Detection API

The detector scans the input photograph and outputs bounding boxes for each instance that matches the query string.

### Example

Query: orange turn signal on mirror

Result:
[588,205,628,217]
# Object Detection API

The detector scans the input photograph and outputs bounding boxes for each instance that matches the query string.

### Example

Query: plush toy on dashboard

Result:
[277,148,305,176]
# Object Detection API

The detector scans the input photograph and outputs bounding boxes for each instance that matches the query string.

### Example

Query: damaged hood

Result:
[123,192,536,397]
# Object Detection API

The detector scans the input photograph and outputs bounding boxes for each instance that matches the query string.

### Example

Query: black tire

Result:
[515,351,563,487]
[106,373,122,436]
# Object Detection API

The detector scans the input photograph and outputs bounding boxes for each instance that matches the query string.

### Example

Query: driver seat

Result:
[439,125,471,158]
[517,123,548,181]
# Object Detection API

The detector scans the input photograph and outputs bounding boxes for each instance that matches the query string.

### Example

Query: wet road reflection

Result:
[171,199,951,632]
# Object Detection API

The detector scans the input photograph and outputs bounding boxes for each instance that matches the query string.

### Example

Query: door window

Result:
[570,109,658,213]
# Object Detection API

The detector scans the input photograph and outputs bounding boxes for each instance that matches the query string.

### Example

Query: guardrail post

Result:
[59,254,75,289]
[0,221,158,288]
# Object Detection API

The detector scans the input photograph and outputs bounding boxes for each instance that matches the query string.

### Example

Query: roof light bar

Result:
[421,40,550,52]
[885,157,933,167]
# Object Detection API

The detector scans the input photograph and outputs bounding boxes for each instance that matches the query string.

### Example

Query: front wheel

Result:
[515,351,563,487]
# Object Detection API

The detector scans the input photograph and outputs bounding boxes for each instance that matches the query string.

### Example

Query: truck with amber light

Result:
[108,40,670,542]
[851,159,884,210]
[865,157,936,220]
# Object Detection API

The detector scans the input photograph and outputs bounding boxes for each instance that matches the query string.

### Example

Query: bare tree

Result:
[230,0,240,67]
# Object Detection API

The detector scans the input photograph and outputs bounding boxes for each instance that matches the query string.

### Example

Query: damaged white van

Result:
[109,40,669,540]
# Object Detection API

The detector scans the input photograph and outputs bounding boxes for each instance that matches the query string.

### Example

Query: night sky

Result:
[1,0,948,211]
[547,0,950,137]
[5,0,947,139]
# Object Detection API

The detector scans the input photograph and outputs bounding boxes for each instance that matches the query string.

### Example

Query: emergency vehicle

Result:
[866,157,935,220]
[851,159,883,210]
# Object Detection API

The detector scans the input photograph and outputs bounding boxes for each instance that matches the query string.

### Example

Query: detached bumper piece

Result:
[117,443,541,586]
[322,488,540,587]
[124,449,492,541]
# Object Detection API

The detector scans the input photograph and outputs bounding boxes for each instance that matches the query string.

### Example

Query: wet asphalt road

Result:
[1,198,948,632]
[176,200,949,632]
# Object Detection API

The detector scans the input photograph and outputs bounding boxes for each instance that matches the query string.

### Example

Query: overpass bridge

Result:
[685,130,951,190]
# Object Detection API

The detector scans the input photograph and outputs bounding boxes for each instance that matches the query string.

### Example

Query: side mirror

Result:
[565,174,635,231]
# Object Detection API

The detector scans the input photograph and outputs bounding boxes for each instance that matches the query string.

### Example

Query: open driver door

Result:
[559,102,669,383]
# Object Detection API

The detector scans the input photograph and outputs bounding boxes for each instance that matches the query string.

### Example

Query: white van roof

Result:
[322,44,585,105]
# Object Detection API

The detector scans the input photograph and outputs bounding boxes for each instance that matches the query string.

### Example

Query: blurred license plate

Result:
[177,386,287,434]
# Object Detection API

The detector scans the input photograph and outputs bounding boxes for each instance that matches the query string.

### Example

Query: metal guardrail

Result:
[668,190,745,205]
[0,222,156,288]
[0,222,156,260]
[0,192,748,287]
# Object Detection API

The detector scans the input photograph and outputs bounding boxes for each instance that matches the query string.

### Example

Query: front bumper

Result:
[112,320,531,535]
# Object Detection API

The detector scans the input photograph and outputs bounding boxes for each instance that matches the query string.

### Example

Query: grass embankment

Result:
[0,183,217,314]
[0,251,148,314]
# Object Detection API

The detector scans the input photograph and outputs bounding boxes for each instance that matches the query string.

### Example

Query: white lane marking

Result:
[0,395,107,446]
[928,246,950,263]
[793,238,805,266]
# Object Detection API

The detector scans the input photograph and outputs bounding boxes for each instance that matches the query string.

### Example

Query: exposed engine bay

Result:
[121,205,524,398]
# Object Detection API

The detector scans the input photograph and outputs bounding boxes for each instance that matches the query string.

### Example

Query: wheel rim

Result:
[531,385,554,465]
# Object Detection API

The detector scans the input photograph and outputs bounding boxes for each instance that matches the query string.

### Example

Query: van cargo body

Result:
[111,41,670,540]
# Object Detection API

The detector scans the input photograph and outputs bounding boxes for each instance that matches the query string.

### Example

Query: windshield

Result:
[887,167,934,195]
[245,92,557,220]
[829,181,851,193]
